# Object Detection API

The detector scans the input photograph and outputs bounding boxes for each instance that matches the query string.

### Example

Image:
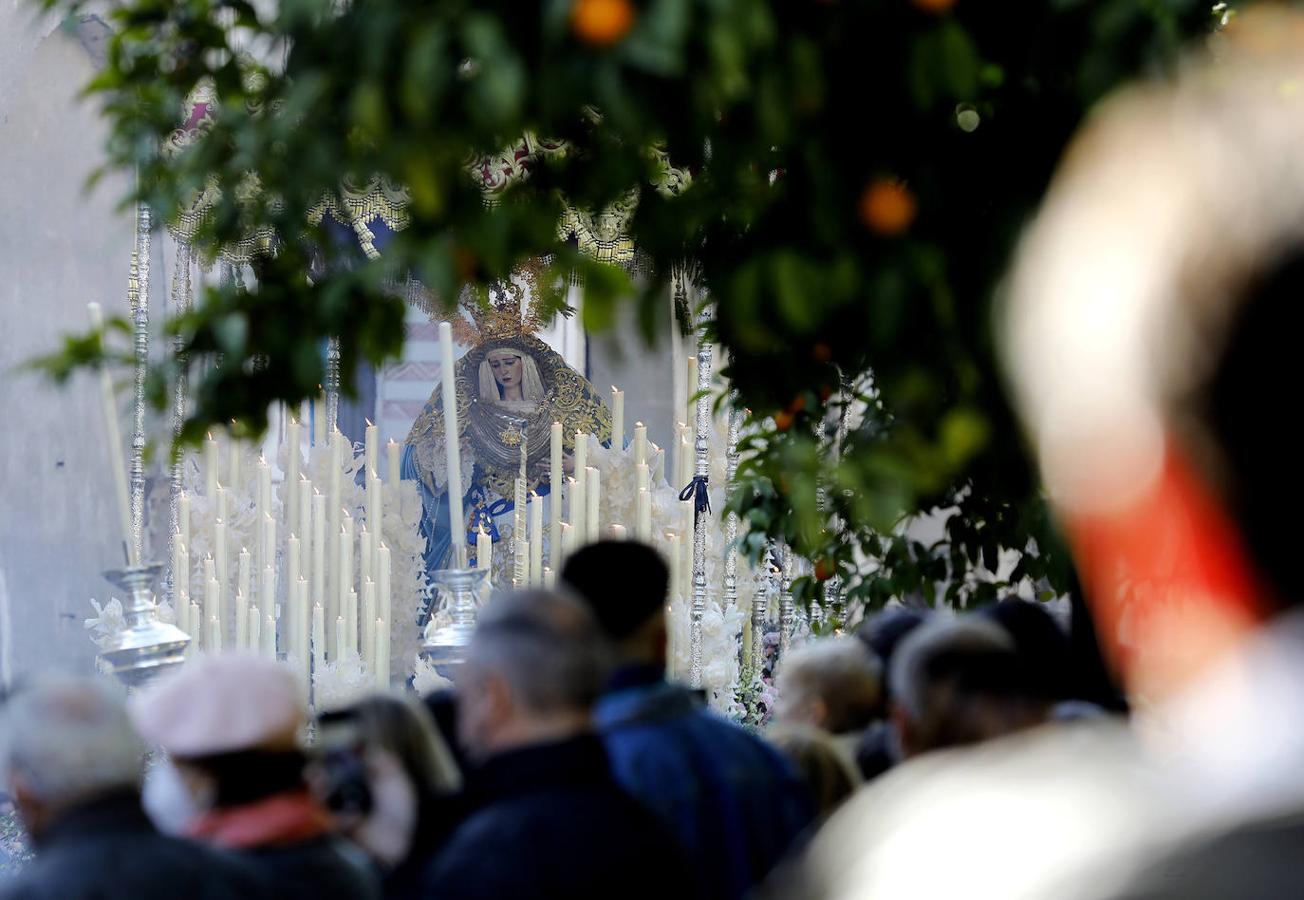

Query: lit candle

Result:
[298,478,312,582]
[667,533,681,600]
[295,578,310,683]
[335,615,347,661]
[377,543,392,626]
[248,606,260,654]
[476,526,492,574]
[312,602,326,674]
[438,322,466,567]
[190,601,202,650]
[214,519,228,597]
[542,566,556,589]
[611,386,625,450]
[327,431,342,616]
[260,565,276,627]
[560,522,575,560]
[257,456,271,520]
[286,418,301,535]
[237,547,251,611]
[203,430,219,498]
[235,590,249,651]
[346,588,358,656]
[314,388,327,448]
[633,422,648,468]
[636,489,652,541]
[387,439,401,485]
[529,494,543,587]
[374,619,389,687]
[177,588,189,636]
[88,305,133,558]
[338,517,353,645]
[361,580,376,668]
[365,420,378,480]
[287,534,301,606]
[359,524,372,590]
[178,491,191,553]
[312,490,326,608]
[173,539,189,611]
[549,422,563,571]
[262,611,276,659]
[585,467,601,544]
[636,463,650,495]
[208,615,222,653]
[215,486,229,533]
[228,439,241,493]
[366,468,382,572]
[263,513,277,580]
[567,476,583,545]
[609,524,627,540]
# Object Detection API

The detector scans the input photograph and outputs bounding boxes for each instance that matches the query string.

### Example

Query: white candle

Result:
[361,580,376,668]
[365,420,378,480]
[214,519,228,596]
[636,489,652,541]
[549,422,563,571]
[257,456,271,519]
[178,492,191,553]
[570,468,585,545]
[228,439,241,493]
[438,322,466,567]
[173,539,189,615]
[374,618,389,687]
[260,565,276,628]
[203,430,219,498]
[633,422,648,468]
[312,602,326,674]
[286,419,301,535]
[204,555,215,588]
[248,606,260,654]
[327,430,342,617]
[298,478,312,582]
[335,615,347,661]
[585,467,601,544]
[611,386,625,450]
[378,543,392,626]
[235,590,249,651]
[338,517,353,642]
[262,514,277,581]
[476,526,492,573]
[177,589,190,635]
[387,439,401,485]
[296,578,310,683]
[686,356,697,420]
[287,535,301,607]
[312,490,326,608]
[561,521,575,560]
[529,495,543,587]
[208,615,222,653]
[667,533,681,600]
[366,468,382,573]
[216,485,229,528]
[346,588,358,655]
[88,301,133,560]
[636,463,650,495]
[609,524,627,540]
[314,389,327,447]
[542,567,556,589]
[237,547,251,610]
[262,612,276,659]
[190,600,202,650]
[206,572,222,642]
[360,524,373,589]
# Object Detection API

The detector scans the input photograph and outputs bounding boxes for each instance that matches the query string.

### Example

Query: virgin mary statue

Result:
[401,276,611,579]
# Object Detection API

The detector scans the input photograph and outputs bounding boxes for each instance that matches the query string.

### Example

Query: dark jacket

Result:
[422,734,691,900]
[595,669,815,900]
[0,791,272,900]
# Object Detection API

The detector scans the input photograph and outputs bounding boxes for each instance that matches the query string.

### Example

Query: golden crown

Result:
[448,259,555,347]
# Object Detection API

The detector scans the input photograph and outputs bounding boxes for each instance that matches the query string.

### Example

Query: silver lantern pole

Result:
[722,404,741,616]
[749,554,771,690]
[127,202,151,567]
[687,296,713,688]
[166,242,192,604]
[778,542,795,657]
[325,336,341,434]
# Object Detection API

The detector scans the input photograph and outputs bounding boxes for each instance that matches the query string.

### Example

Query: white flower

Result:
[312,651,373,710]
[84,598,125,647]
[412,654,455,696]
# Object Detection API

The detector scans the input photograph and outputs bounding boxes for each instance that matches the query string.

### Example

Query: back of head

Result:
[467,590,612,717]
[775,637,882,733]
[560,541,668,649]
[982,599,1072,702]
[0,677,144,810]
[891,617,1046,757]
[323,692,461,796]
[767,725,861,820]
[855,607,928,700]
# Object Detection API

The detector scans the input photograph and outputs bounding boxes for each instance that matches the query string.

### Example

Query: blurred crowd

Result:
[8,9,1304,898]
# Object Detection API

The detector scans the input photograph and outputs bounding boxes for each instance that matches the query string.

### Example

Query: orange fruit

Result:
[815,559,835,581]
[774,410,794,432]
[812,342,833,363]
[912,0,956,13]
[859,178,917,235]
[571,0,635,47]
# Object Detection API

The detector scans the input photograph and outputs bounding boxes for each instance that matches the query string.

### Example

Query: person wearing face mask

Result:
[130,652,380,900]
[0,676,273,900]
[313,694,461,900]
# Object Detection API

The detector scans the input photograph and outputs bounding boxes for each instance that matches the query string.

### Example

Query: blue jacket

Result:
[594,670,815,900]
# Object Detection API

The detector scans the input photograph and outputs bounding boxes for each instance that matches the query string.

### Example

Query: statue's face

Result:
[487,350,524,391]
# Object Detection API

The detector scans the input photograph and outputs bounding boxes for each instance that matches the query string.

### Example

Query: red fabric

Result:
[188,790,334,851]
[1065,445,1266,678]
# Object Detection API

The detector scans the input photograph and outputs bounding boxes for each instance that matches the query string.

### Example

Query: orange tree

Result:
[38,0,1214,610]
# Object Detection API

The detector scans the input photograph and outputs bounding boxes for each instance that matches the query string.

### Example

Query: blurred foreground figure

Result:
[314,694,461,900]
[773,636,880,764]
[853,607,929,779]
[562,542,813,900]
[131,653,379,900]
[795,8,1304,898]
[423,590,690,900]
[767,726,860,821]
[0,677,270,900]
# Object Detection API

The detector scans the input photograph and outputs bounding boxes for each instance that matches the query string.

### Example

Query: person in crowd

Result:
[560,541,813,900]
[766,726,861,821]
[982,598,1073,704]
[0,676,272,900]
[313,693,461,900]
[422,589,690,899]
[130,652,379,900]
[853,606,928,779]
[890,616,1050,760]
[772,636,880,771]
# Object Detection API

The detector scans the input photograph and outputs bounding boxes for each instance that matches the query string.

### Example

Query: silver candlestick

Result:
[325,336,341,434]
[128,202,152,567]
[166,241,192,605]
[421,566,490,678]
[778,543,795,658]
[99,564,190,686]
[688,300,713,689]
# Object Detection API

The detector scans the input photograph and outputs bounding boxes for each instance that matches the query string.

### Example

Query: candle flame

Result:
[365,418,373,428]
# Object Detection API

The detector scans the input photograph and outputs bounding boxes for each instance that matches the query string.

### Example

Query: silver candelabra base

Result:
[98,564,191,687]
[420,566,490,679]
